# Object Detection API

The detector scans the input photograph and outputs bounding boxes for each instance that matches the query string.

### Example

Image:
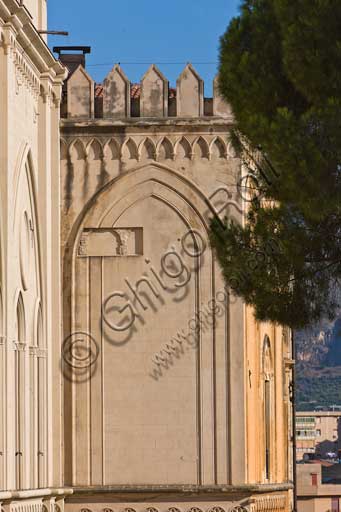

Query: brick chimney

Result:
[53,46,91,74]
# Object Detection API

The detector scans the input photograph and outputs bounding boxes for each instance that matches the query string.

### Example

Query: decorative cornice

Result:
[0,0,66,82]
[63,135,235,164]
[12,43,40,99]
[0,486,73,501]
[64,500,288,512]
[61,118,233,131]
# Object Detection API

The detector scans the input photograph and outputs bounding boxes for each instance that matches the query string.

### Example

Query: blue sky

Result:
[48,0,240,95]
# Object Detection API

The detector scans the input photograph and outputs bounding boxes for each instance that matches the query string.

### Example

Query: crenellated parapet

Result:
[103,64,131,118]
[63,63,232,120]
[67,65,95,119]
[176,63,204,117]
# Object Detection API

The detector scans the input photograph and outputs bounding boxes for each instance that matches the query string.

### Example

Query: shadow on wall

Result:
[315,439,338,458]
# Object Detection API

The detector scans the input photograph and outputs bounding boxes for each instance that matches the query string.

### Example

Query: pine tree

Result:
[210,0,341,328]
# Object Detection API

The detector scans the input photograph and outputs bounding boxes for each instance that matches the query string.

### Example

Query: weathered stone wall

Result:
[60,62,293,512]
[60,116,243,488]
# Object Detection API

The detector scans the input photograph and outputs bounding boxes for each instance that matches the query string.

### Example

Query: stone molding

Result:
[75,506,250,512]
[67,483,292,497]
[0,1,66,103]
[66,497,288,512]
[61,135,235,164]
[12,44,40,100]
[0,488,73,501]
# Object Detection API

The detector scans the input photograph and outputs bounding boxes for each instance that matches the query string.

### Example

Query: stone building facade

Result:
[0,0,69,509]
[59,51,295,512]
[0,1,295,512]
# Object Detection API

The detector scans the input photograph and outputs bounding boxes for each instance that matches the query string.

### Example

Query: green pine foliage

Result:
[210,0,341,328]
[297,371,341,410]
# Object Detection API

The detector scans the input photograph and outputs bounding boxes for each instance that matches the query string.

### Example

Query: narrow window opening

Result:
[265,379,271,480]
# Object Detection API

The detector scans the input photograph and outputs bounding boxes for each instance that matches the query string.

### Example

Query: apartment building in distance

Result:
[296,412,341,460]
[297,463,341,512]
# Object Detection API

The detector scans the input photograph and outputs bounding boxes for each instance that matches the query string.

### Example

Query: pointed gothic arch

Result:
[104,138,120,160]
[210,136,227,159]
[156,137,174,160]
[62,162,229,486]
[14,291,25,489]
[12,145,44,490]
[138,137,156,161]
[193,136,210,159]
[262,334,274,482]
[86,138,104,161]
[175,136,192,159]
[69,138,86,162]
[13,148,43,304]
[15,292,26,343]
[121,137,138,161]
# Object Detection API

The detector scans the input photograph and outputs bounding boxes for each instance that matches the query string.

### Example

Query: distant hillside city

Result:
[297,316,341,410]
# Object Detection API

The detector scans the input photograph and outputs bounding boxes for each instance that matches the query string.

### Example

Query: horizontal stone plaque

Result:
[78,228,143,257]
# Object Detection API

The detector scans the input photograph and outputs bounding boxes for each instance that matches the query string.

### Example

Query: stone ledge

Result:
[0,488,73,501]
[60,117,234,130]
[67,483,293,499]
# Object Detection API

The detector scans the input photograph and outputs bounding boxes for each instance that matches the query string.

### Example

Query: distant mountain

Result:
[296,316,341,410]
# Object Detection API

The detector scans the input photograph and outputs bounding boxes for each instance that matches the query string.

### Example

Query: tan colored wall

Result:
[59,61,293,511]
[298,496,341,512]
[246,317,293,484]
[297,499,315,512]
[60,119,243,488]
[297,464,341,512]
[316,415,340,452]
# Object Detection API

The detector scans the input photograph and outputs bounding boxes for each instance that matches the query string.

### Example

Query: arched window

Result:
[15,293,26,489]
[15,293,25,342]
[263,335,273,481]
